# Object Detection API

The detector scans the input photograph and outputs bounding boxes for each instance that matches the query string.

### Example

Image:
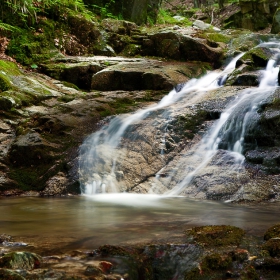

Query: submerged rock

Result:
[185,225,245,247]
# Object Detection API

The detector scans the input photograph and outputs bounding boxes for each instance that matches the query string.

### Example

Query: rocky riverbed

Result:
[1,222,280,279]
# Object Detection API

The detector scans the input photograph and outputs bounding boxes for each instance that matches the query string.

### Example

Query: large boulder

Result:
[42,56,211,92]
[41,62,104,90]
[142,31,224,67]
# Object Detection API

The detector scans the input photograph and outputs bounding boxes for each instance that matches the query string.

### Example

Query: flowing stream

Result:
[79,42,280,197]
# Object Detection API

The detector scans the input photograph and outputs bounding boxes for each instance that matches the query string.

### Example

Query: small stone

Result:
[99,261,113,273]
[173,16,186,21]
[84,265,103,276]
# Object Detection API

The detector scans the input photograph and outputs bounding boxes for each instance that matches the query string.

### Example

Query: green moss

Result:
[174,110,208,139]
[7,20,59,66]
[239,47,272,68]
[58,95,76,103]
[97,97,138,117]
[270,98,280,109]
[186,225,245,247]
[263,239,280,257]
[264,224,280,241]
[0,73,12,92]
[0,60,22,92]
[157,9,192,26]
[120,44,141,57]
[0,60,21,76]
[62,81,80,90]
[8,168,46,191]
[201,253,232,271]
[0,251,42,270]
[240,265,259,280]
[184,253,232,279]
[184,267,201,280]
[200,32,231,44]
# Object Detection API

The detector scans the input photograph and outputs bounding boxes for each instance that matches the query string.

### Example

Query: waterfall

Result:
[164,56,279,195]
[79,47,279,196]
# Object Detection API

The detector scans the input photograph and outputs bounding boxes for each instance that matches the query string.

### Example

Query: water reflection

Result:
[0,195,279,252]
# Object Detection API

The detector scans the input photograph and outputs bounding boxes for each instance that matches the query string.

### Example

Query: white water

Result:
[165,57,279,195]
[79,46,279,196]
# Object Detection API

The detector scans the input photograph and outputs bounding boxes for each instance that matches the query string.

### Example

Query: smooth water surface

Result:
[1,195,280,253]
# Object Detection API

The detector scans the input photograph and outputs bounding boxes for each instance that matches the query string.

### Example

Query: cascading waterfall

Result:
[164,56,279,195]
[79,44,279,196]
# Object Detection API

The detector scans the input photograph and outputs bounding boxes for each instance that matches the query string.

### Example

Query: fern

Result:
[0,21,21,33]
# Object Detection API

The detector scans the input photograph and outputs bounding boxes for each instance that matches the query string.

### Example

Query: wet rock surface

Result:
[0,29,280,203]
[1,223,280,279]
[41,56,211,91]
[0,56,210,196]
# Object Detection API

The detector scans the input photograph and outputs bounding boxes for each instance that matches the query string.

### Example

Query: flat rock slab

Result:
[41,56,210,91]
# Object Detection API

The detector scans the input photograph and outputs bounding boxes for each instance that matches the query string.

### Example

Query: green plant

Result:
[0,21,21,33]
[157,8,192,26]
[5,0,38,26]
[91,0,117,19]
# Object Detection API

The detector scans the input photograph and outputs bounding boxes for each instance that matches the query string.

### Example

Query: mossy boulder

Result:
[120,44,141,57]
[201,253,232,271]
[240,265,260,280]
[0,252,42,270]
[237,47,273,68]
[185,225,245,247]
[263,238,280,257]
[264,224,280,240]
[184,253,233,279]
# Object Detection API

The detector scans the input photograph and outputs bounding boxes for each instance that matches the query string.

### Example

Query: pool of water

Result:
[0,194,279,254]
